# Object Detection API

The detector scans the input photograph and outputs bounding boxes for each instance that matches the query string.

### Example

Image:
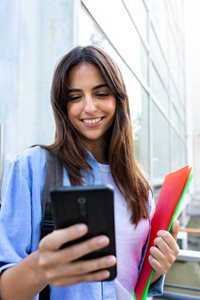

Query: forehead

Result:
[67,63,105,87]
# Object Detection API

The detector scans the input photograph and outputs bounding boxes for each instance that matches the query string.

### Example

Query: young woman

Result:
[0,45,179,300]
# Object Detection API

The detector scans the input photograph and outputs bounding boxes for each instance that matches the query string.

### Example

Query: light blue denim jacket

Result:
[0,146,164,299]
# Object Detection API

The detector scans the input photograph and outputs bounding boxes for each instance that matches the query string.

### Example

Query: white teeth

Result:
[83,117,102,124]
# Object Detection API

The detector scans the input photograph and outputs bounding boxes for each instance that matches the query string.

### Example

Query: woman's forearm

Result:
[0,251,47,300]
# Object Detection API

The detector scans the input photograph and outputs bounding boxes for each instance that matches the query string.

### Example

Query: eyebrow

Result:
[68,83,108,93]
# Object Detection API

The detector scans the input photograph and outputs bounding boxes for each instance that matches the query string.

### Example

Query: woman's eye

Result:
[68,95,81,101]
[96,93,109,98]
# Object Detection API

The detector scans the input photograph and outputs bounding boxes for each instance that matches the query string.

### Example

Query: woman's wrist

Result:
[0,251,47,300]
[151,271,162,283]
[26,251,48,289]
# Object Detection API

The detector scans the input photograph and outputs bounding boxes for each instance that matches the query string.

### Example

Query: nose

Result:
[84,95,97,113]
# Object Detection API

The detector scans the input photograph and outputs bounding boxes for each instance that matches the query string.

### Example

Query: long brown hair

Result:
[45,45,150,224]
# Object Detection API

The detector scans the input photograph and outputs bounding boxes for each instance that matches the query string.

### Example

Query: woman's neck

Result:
[84,141,108,164]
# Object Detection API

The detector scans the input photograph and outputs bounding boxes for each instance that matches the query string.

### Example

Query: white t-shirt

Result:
[98,163,155,299]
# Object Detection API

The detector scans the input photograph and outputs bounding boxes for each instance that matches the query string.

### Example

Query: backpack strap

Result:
[42,149,63,211]
[39,149,63,300]
[40,149,63,239]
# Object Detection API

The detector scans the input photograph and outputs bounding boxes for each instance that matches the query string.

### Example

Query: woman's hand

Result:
[38,224,116,287]
[149,220,180,280]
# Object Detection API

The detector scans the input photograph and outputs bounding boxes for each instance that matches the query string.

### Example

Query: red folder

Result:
[134,166,192,300]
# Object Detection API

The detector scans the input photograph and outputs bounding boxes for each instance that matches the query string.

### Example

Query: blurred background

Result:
[0,0,199,298]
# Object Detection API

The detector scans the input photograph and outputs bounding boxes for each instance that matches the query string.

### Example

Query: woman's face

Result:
[67,63,116,149]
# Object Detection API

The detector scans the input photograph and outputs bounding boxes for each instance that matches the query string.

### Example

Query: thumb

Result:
[171,219,180,241]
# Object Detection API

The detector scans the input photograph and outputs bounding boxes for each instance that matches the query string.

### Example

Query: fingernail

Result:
[148,255,152,262]
[106,256,116,266]
[157,230,165,236]
[98,236,109,246]
[76,224,87,232]
[102,270,110,278]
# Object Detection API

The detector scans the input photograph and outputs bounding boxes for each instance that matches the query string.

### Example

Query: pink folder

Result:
[134,166,193,300]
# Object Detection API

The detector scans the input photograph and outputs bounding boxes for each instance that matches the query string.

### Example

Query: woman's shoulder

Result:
[1,146,47,199]
[9,146,46,176]
[14,145,45,162]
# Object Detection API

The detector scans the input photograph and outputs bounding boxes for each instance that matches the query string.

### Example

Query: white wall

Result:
[0,0,80,173]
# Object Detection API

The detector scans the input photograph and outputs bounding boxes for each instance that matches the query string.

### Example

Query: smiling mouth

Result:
[81,117,104,125]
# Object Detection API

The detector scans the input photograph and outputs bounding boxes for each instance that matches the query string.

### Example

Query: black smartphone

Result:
[50,184,117,280]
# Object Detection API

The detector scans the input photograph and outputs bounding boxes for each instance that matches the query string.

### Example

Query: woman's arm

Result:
[0,224,116,300]
[150,220,180,283]
[0,252,47,300]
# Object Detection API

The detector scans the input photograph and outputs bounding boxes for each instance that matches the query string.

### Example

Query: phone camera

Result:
[78,197,86,204]
[77,197,87,217]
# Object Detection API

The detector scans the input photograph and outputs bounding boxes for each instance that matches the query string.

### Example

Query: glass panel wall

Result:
[152,102,170,179]
[135,89,150,174]
[79,4,149,173]
[80,0,187,186]
[123,0,148,43]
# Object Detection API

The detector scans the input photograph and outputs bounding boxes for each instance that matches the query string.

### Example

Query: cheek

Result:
[103,98,116,114]
[67,103,81,120]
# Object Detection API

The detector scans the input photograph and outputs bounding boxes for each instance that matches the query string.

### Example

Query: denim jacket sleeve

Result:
[148,274,165,297]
